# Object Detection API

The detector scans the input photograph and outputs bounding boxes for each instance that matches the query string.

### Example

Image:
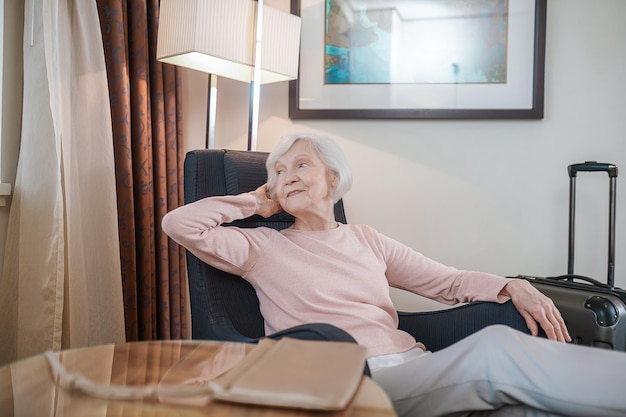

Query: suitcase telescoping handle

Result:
[568,161,618,178]
[567,161,618,288]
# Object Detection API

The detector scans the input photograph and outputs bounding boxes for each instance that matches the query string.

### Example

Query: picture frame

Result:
[289,0,547,120]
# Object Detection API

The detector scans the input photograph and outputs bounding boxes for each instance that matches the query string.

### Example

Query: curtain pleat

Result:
[97,0,188,342]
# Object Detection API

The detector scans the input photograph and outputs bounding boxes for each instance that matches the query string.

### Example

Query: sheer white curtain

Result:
[0,0,125,364]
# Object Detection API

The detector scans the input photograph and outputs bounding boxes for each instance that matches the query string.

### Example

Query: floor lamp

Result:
[156,0,301,151]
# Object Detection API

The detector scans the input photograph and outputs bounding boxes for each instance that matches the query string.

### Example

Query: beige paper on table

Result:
[208,338,367,410]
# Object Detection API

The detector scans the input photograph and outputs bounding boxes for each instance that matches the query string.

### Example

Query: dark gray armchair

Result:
[182,149,540,351]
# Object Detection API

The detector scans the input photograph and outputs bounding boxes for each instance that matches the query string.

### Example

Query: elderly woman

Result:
[162,133,626,417]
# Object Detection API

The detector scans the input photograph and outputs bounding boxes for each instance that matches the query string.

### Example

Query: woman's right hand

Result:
[250,184,282,218]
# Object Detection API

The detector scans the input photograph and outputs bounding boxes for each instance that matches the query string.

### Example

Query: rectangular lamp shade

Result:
[157,0,301,84]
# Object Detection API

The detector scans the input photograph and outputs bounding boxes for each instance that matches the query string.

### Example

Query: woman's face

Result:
[272,140,336,217]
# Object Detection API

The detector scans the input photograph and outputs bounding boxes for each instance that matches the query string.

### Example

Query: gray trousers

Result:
[370,325,626,417]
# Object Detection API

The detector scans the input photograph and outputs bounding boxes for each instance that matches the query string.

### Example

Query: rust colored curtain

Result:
[96,0,189,341]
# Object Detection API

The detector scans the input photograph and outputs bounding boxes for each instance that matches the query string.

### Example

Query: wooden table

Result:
[0,340,396,416]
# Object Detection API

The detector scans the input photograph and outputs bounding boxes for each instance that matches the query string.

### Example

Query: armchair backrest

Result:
[183,149,347,341]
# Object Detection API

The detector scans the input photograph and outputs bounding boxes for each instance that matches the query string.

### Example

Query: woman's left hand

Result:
[501,279,572,343]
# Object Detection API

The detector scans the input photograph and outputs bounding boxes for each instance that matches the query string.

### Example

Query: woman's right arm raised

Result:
[161,192,273,275]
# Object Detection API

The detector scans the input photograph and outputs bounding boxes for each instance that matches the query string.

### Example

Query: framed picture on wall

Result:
[289,0,547,120]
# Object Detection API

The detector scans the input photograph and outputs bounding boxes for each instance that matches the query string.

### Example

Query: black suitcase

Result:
[512,161,626,350]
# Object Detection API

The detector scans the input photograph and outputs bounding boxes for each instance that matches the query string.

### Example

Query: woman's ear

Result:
[330,173,338,188]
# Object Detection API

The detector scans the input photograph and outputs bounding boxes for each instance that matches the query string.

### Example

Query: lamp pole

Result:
[205,74,217,149]
[247,0,263,151]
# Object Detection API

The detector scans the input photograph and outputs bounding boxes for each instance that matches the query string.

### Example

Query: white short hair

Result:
[266,133,352,203]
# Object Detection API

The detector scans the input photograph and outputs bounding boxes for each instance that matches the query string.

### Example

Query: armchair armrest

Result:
[397,300,545,352]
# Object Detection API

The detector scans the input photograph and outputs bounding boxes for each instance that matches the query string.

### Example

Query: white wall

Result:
[190,1,626,311]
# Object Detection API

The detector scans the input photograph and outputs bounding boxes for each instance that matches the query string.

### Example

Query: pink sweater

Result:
[162,194,513,357]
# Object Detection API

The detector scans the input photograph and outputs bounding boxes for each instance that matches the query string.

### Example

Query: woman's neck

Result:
[291,217,339,231]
